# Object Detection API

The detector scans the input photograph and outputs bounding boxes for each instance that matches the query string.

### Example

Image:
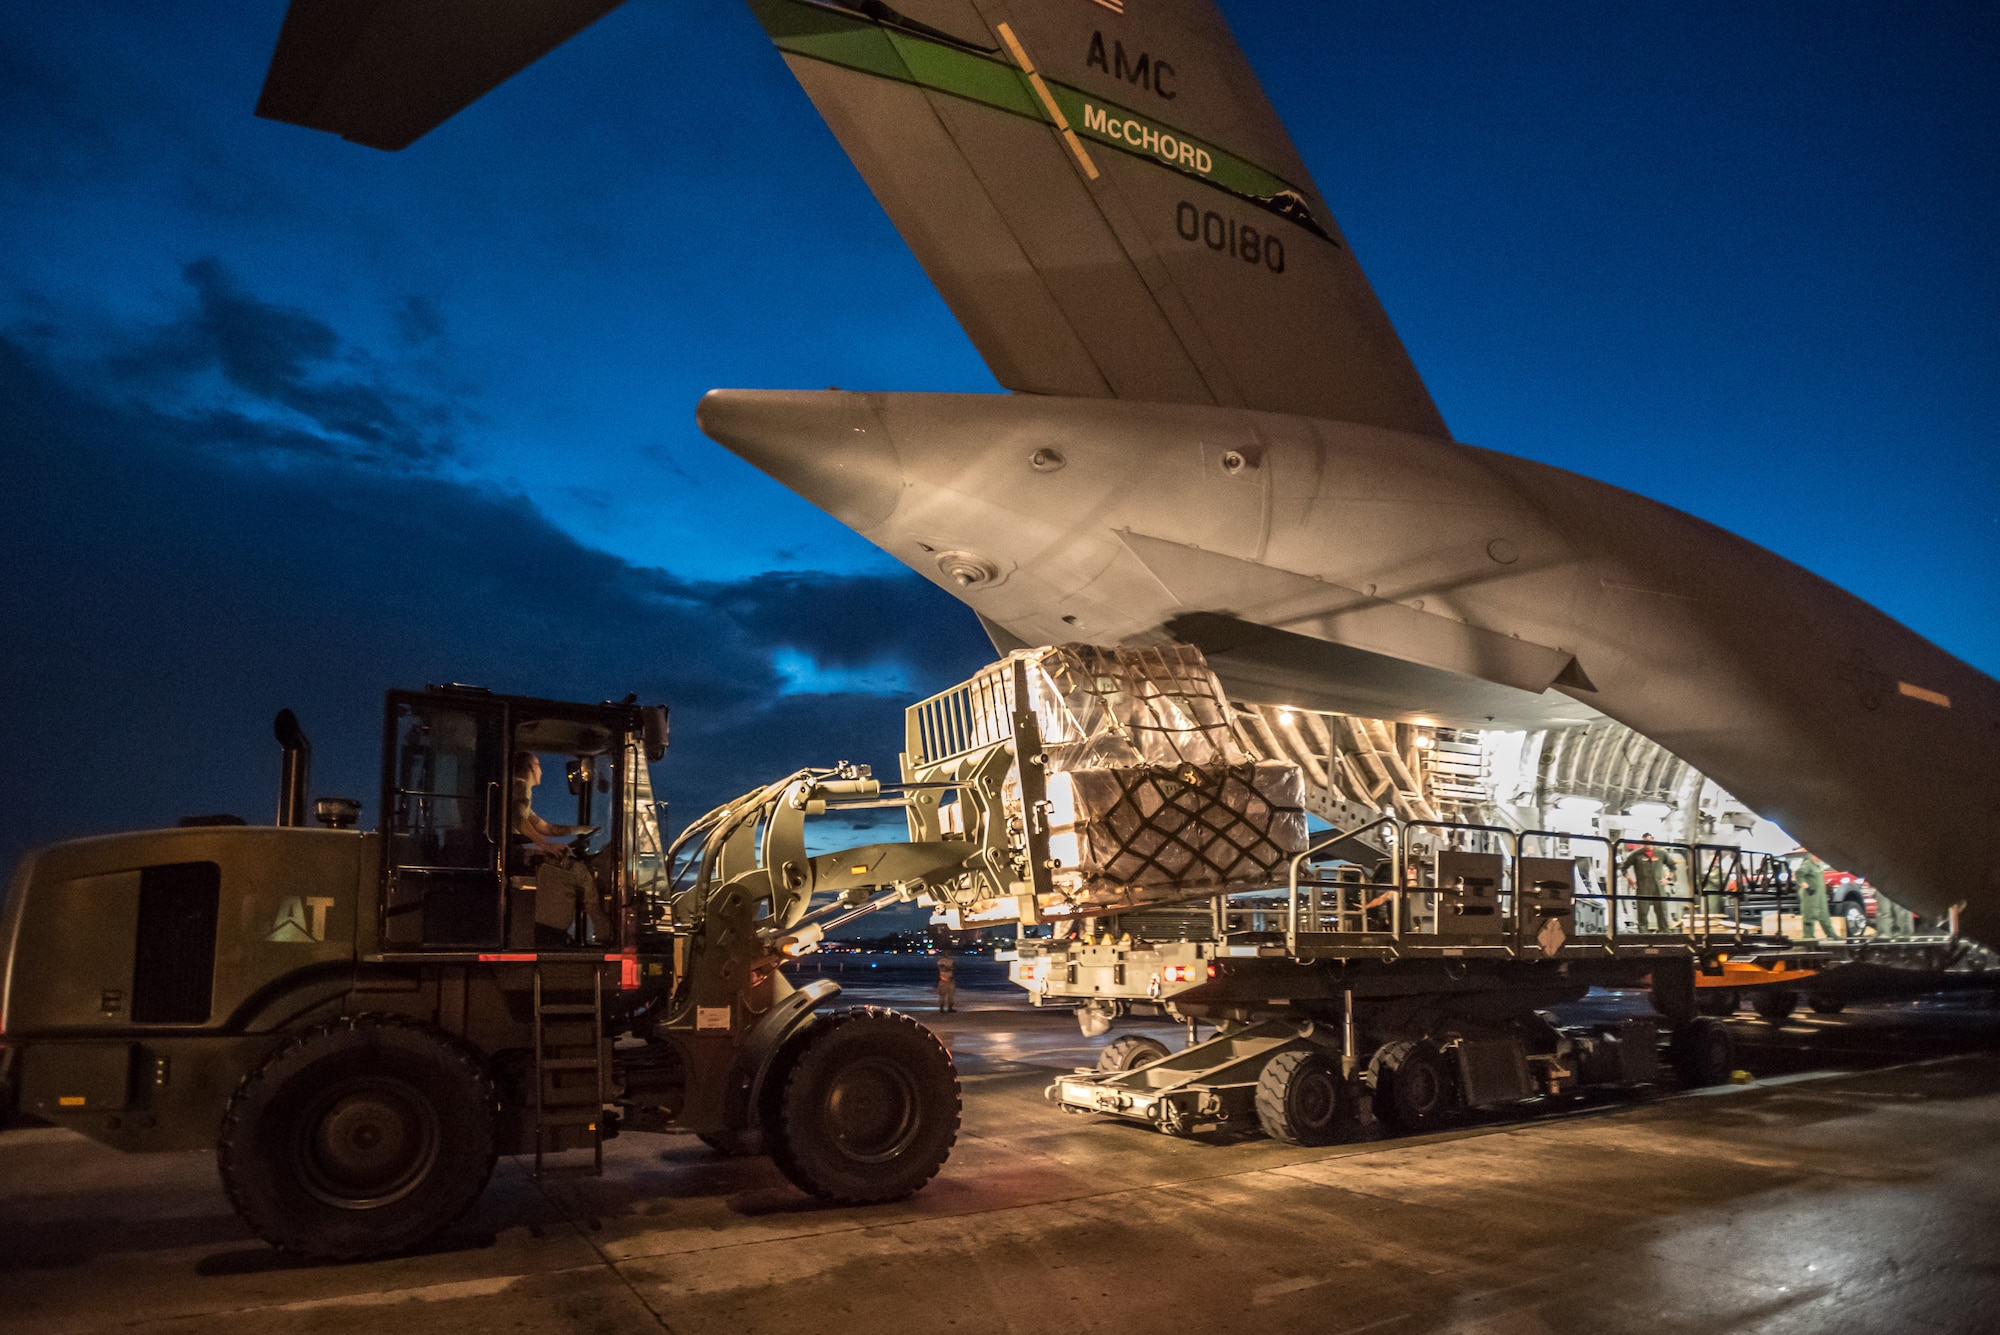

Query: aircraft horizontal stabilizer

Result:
[255,0,627,150]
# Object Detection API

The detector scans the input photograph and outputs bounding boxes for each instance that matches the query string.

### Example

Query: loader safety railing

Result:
[904,658,1087,771]
[1278,815,1815,956]
[905,662,1023,770]
[1283,815,1400,941]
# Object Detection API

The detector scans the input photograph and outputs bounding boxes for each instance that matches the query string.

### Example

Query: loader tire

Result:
[219,1016,497,1260]
[1807,995,1846,1015]
[768,1007,959,1205]
[1374,1040,1458,1134]
[1255,1050,1354,1146]
[1647,958,1698,1024]
[1097,1035,1172,1073]
[1753,989,1798,1023]
[1697,988,1740,1017]
[1667,1017,1735,1088]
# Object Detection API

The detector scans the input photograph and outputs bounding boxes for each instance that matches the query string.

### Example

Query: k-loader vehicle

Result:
[898,645,1742,1145]
[0,682,1020,1260]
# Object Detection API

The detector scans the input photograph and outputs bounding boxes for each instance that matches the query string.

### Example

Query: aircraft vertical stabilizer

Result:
[748,0,1448,438]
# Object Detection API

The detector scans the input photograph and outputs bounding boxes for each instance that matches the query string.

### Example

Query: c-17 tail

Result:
[745,1,1445,437]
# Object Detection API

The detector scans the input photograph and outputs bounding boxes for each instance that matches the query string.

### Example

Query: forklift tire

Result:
[1255,1050,1354,1146]
[1667,1017,1735,1087]
[767,1007,959,1205]
[1374,1041,1458,1134]
[218,1017,497,1261]
[1753,989,1799,1023]
[1807,995,1846,1015]
[1098,1035,1172,1073]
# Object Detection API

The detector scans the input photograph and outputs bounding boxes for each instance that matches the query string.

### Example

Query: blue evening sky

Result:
[1,2,1993,861]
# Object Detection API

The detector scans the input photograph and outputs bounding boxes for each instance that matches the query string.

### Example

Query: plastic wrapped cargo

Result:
[913,643,1309,920]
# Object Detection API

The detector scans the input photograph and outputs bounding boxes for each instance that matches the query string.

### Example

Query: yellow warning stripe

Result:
[996,22,1099,180]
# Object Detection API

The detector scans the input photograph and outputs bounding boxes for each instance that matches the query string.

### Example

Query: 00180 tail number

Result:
[1177,202,1285,274]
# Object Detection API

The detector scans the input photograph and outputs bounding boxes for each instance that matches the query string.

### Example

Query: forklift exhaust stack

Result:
[273,709,310,827]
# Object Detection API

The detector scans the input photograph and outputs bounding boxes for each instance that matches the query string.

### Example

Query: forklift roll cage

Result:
[376,684,666,956]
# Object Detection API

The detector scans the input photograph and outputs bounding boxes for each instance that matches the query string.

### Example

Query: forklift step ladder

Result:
[531,960,607,1178]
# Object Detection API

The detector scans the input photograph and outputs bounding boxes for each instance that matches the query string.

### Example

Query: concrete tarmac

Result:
[3,992,1998,1335]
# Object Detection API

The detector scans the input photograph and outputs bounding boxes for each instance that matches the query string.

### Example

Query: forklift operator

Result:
[512,752,589,858]
[513,749,604,945]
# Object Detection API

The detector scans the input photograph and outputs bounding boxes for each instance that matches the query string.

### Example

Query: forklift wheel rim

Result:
[294,1075,442,1210]
[822,1057,922,1164]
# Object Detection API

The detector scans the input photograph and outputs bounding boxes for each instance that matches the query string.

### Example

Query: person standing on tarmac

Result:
[1794,851,1835,940]
[936,952,957,1013]
[1622,835,1676,934]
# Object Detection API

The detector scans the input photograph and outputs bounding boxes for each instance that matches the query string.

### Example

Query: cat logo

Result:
[267,896,336,943]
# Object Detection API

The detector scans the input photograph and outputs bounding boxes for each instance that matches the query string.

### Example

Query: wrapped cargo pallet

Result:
[910,644,1308,921]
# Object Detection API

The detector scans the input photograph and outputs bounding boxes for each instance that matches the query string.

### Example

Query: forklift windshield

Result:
[510,721,615,865]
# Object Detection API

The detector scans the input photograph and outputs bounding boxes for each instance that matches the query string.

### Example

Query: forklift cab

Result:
[379,685,668,952]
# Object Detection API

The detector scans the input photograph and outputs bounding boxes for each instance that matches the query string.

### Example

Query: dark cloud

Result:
[0,328,991,871]
[104,258,461,467]
[714,571,990,685]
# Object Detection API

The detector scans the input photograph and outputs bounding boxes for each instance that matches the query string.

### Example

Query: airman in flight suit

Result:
[1794,852,1834,940]
[1622,836,1676,934]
